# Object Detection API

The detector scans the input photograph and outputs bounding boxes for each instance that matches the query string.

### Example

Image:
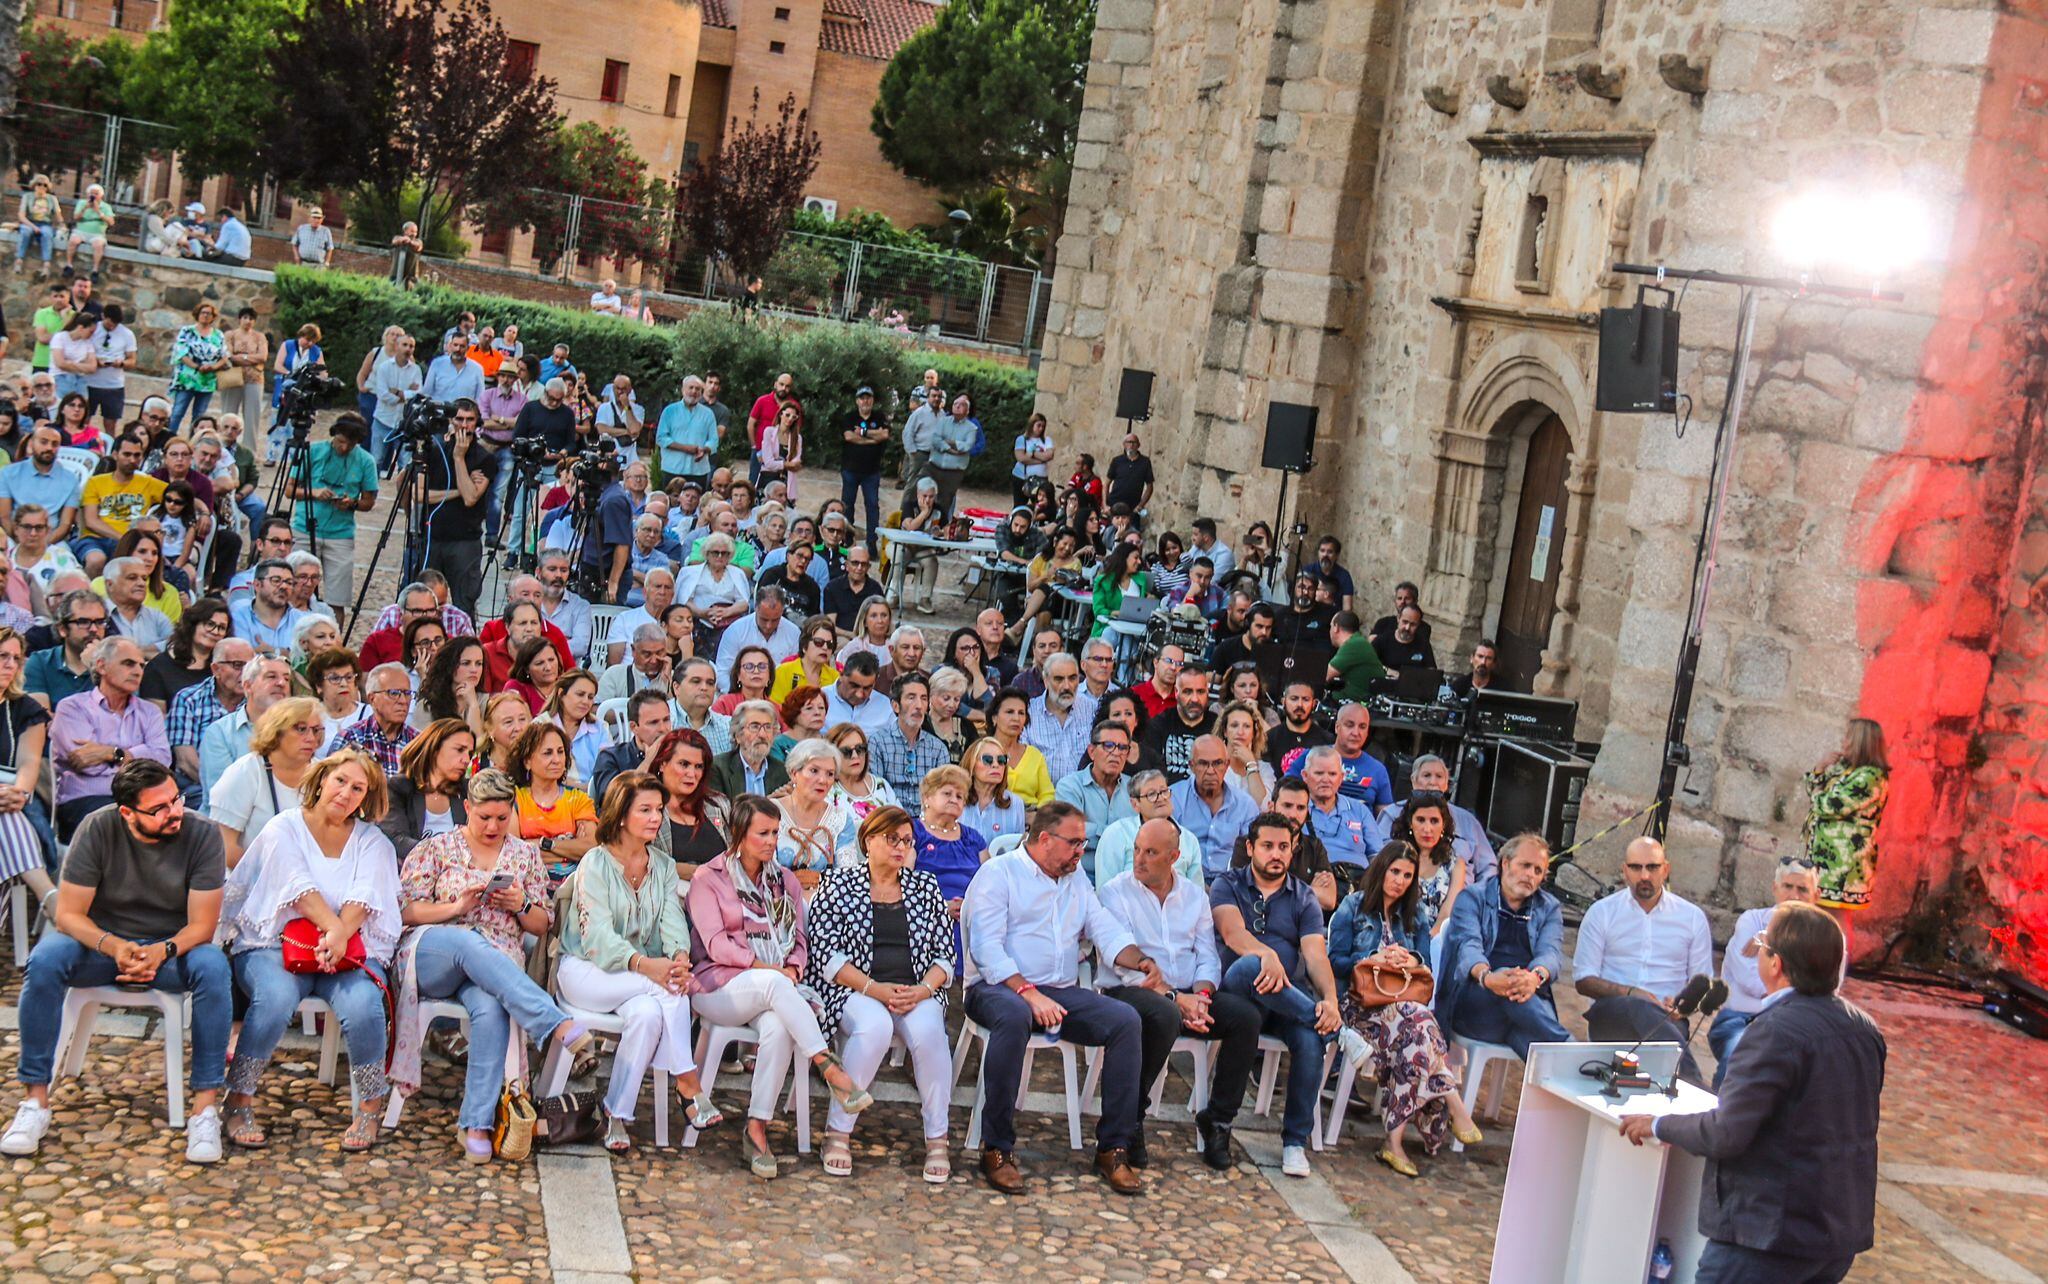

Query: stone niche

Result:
[1420,130,1647,708]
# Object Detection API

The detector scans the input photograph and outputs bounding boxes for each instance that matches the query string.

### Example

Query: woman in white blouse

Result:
[220,750,402,1152]
[673,533,752,633]
[209,698,327,869]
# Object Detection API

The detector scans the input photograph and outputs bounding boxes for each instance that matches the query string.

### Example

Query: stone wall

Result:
[1037,0,2048,971]
[0,249,277,377]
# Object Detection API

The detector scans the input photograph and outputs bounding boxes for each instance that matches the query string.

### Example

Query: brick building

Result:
[1034,0,2048,979]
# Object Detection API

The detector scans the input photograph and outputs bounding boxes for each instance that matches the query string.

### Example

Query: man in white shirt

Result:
[820,650,894,737]
[1188,517,1235,582]
[1572,836,1716,1084]
[101,556,172,655]
[595,374,642,463]
[713,586,799,687]
[596,622,672,703]
[963,800,1161,1196]
[603,567,673,668]
[1099,818,1263,1171]
[369,333,424,470]
[589,279,623,316]
[898,385,945,515]
[1093,770,1202,888]
[86,306,137,429]
[1709,858,1819,1088]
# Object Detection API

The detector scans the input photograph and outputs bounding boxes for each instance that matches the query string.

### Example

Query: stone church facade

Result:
[1033,0,2048,976]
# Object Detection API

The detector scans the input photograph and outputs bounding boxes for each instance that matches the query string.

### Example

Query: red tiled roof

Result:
[700,0,732,28]
[818,0,938,60]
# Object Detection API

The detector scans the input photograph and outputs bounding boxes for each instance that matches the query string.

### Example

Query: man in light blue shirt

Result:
[228,560,310,654]
[655,375,719,483]
[204,208,252,265]
[538,343,576,385]
[0,424,82,540]
[1051,723,1137,879]
[197,655,292,804]
[422,332,485,404]
[1170,736,1262,878]
[1300,744,1380,868]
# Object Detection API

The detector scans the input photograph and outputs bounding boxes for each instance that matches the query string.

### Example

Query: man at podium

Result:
[1621,902,1885,1284]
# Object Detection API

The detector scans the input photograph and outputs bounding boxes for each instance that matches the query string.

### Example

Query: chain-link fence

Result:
[4,101,1053,354]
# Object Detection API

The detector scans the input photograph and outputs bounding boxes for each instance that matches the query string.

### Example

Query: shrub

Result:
[272,267,681,395]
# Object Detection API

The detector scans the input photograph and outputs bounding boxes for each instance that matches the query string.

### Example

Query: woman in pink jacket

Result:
[686,795,872,1179]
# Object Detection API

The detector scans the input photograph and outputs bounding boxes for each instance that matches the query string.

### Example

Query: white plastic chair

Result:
[596,696,631,745]
[1450,1035,1521,1152]
[587,605,624,667]
[6,881,31,968]
[380,999,472,1130]
[987,832,1024,858]
[53,986,192,1128]
[296,996,364,1113]
[54,447,97,494]
[680,1015,813,1154]
[537,1000,674,1148]
[1081,1032,1214,1116]
[950,921,1090,1150]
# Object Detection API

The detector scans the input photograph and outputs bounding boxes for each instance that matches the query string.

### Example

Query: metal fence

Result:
[3,100,1054,354]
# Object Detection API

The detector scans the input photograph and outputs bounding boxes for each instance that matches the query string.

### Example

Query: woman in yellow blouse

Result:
[986,687,1052,808]
[769,615,839,703]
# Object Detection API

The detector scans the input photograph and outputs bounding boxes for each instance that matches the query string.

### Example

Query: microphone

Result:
[1593,975,1711,1098]
[1658,977,1729,1098]
[1668,973,1715,1019]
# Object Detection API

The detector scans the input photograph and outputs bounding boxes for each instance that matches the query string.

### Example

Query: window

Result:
[479,225,511,256]
[109,0,125,28]
[1515,158,1565,293]
[769,40,786,54]
[665,73,683,117]
[601,59,629,104]
[682,141,701,174]
[773,6,790,17]
[506,40,540,83]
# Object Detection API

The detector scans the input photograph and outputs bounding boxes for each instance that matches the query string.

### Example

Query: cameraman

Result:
[505,377,579,567]
[289,413,379,609]
[577,454,638,605]
[410,398,495,620]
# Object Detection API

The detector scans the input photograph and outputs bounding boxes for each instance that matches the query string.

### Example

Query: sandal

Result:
[819,1051,873,1115]
[222,1104,266,1149]
[340,1109,381,1153]
[743,1127,778,1180]
[682,1091,724,1131]
[1375,1147,1419,1179]
[923,1138,951,1185]
[822,1129,853,1178]
[603,1116,631,1154]
[462,1128,494,1164]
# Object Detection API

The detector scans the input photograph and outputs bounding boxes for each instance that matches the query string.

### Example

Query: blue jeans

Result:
[1707,1007,1757,1090]
[840,469,881,549]
[413,925,569,1129]
[168,387,212,436]
[15,221,53,265]
[228,948,390,1101]
[53,373,87,402]
[1219,953,1332,1148]
[236,492,268,534]
[16,933,234,1090]
[1450,980,1570,1060]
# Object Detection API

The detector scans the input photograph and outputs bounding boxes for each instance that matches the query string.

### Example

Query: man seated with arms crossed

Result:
[1098,817,1263,1172]
[1211,810,1367,1178]
[963,800,1161,1195]
[1,759,231,1164]
[1620,901,1884,1284]
[1231,776,1339,911]
[51,637,171,839]
[1434,832,1569,1058]
[1573,836,1715,1085]
[1709,858,1820,1089]
[1296,745,1378,871]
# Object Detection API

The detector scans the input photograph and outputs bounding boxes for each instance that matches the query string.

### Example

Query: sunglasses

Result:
[979,753,1009,767]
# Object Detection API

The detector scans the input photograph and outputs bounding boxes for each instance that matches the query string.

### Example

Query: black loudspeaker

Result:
[1263,401,1318,472]
[1115,368,1154,422]
[1597,289,1681,413]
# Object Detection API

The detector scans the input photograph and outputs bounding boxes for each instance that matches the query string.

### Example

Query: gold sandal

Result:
[1375,1147,1419,1179]
[822,1129,853,1177]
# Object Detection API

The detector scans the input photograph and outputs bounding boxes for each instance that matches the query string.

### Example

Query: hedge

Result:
[275,267,1036,490]
[271,267,682,396]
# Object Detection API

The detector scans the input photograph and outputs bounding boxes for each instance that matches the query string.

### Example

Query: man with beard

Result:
[1139,664,1213,784]
[1573,836,1715,1085]
[1450,637,1502,699]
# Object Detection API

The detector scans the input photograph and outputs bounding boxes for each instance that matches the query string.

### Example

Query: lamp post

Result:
[942,207,972,336]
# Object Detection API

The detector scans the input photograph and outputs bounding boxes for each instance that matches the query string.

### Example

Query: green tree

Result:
[472,121,671,272]
[11,17,137,181]
[871,0,1093,221]
[122,0,301,180]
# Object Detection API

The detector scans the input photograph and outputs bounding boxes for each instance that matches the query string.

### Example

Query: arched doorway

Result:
[1495,414,1573,689]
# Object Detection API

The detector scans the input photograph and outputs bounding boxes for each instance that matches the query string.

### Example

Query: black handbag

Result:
[533,1089,603,1147]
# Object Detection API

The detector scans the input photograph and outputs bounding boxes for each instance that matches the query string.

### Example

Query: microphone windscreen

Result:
[1699,979,1730,1016]
[1672,973,1712,1016]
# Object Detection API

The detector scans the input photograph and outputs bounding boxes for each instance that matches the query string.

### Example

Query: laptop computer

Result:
[1114,595,1163,623]
[1387,666,1444,702]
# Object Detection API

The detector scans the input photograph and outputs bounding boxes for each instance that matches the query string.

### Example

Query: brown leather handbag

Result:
[1350,957,1435,1011]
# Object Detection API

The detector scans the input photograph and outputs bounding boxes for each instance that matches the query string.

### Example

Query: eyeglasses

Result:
[1134,789,1170,802]
[319,672,354,686]
[1751,932,1776,956]
[66,617,109,630]
[1091,740,1128,754]
[15,522,46,533]
[372,688,414,701]
[128,795,185,819]
[978,753,1009,767]
[842,744,868,757]
[198,619,229,635]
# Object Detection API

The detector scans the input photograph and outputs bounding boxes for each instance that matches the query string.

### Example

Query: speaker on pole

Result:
[1596,286,1681,414]
[1263,402,1318,473]
[1115,368,1155,422]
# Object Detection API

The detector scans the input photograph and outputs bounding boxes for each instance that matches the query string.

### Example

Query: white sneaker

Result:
[1281,1144,1311,1177]
[1,1101,52,1156]
[185,1106,223,1164]
[1337,1026,1370,1066]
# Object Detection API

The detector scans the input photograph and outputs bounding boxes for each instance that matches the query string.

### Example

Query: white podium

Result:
[1489,1042,1718,1284]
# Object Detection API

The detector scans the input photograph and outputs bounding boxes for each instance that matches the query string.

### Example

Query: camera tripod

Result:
[344,433,432,644]
[480,454,550,611]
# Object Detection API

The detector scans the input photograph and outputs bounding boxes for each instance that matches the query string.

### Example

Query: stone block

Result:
[1907,6,1999,67]
[1724,706,1845,773]
[1746,377,1849,440]
[1721,0,1821,33]
[1769,566,1858,646]
[1881,67,1985,138]
[1625,469,1703,531]
[1798,440,1881,505]
[1103,31,1153,66]
[1616,601,1687,671]
[1724,635,1791,701]
[1258,270,1348,329]
[1095,0,1156,34]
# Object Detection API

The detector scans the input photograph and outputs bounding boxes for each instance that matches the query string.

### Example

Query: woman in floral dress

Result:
[1327,841,1485,1177]
[1803,718,1890,941]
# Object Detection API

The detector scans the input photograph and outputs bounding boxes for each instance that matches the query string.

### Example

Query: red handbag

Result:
[281,917,366,973]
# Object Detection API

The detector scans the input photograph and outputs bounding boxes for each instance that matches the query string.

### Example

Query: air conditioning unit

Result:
[803,196,838,219]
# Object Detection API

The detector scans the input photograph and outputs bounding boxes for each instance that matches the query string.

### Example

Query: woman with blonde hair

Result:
[1214,699,1274,804]
[803,806,955,1179]
[960,736,1026,847]
[556,772,723,1152]
[209,696,327,868]
[478,691,532,773]
[825,720,897,824]
[0,627,54,907]
[221,750,400,1151]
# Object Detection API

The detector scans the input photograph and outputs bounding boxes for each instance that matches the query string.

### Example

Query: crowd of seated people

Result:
[0,348,1782,1203]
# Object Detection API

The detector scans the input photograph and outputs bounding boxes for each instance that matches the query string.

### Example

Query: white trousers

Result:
[690,968,829,1121]
[834,991,951,1138]
[557,955,698,1122]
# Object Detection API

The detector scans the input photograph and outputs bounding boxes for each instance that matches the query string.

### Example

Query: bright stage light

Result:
[1770,189,1935,282]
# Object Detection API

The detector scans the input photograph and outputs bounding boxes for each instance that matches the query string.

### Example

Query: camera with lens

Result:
[569,435,619,485]
[398,394,453,442]
[284,362,344,401]
[510,434,550,467]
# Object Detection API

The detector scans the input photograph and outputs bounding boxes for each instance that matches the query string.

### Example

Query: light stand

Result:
[1611,263,1906,842]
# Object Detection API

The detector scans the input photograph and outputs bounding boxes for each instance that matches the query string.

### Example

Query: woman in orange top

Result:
[510,720,596,880]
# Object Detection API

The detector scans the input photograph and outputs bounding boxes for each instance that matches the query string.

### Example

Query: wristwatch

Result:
[112,748,127,766]
[540,837,556,852]
[161,939,180,961]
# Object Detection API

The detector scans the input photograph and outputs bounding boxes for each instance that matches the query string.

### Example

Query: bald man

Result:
[1573,837,1716,1085]
[1097,818,1264,1171]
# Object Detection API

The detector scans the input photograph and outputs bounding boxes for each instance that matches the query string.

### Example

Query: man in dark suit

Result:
[711,698,788,799]
[1622,902,1885,1284]
[590,689,672,807]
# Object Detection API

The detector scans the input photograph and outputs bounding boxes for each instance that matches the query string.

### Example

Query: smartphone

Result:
[484,871,518,894]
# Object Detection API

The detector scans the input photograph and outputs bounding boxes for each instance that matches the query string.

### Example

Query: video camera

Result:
[275,361,345,443]
[398,393,454,443]
[568,435,620,486]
